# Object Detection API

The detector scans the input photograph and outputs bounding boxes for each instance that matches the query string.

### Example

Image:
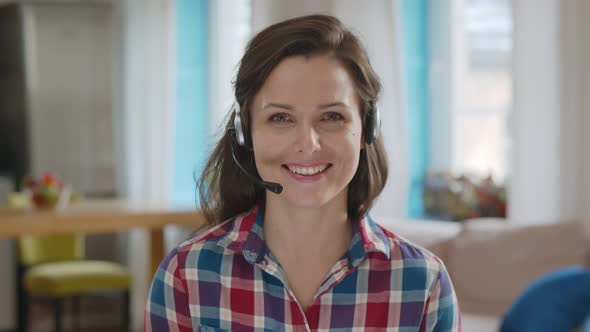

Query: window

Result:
[457,0,512,182]
[405,0,512,220]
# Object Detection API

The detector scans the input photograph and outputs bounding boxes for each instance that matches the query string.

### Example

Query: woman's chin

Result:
[272,187,346,210]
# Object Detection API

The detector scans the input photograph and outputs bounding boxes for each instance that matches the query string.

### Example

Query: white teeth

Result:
[287,165,328,176]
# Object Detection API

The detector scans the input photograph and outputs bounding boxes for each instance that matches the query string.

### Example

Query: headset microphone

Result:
[229,129,283,194]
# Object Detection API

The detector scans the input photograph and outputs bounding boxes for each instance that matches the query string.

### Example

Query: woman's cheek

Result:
[253,138,284,164]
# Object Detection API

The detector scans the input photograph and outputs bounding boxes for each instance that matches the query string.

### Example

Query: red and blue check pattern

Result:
[145,205,461,331]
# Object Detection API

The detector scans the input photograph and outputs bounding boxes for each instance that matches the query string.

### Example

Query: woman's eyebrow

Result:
[318,101,350,109]
[262,102,293,110]
[262,101,350,110]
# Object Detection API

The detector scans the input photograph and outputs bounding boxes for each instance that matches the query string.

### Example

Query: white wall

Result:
[560,0,584,222]
[509,0,562,222]
[582,1,590,223]
[509,0,590,223]
[573,0,590,223]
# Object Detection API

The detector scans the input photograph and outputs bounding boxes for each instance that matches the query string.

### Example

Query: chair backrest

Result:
[18,234,85,266]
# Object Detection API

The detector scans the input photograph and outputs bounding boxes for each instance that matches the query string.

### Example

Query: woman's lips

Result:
[281,164,332,183]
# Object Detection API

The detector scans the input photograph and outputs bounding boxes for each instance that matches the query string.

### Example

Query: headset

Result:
[229,100,381,194]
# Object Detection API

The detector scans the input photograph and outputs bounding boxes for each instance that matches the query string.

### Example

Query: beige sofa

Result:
[378,217,590,331]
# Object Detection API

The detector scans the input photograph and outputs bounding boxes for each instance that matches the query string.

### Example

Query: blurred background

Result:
[0,0,588,331]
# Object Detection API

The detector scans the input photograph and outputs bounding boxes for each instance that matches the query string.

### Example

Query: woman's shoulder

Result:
[158,213,246,272]
[177,216,235,250]
[369,217,447,271]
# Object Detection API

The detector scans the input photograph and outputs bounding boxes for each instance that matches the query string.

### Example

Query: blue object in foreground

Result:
[500,267,590,332]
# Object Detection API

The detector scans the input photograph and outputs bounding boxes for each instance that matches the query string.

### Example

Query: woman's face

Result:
[250,55,363,209]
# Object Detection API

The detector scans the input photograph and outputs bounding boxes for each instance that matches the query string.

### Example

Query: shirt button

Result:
[245,251,256,261]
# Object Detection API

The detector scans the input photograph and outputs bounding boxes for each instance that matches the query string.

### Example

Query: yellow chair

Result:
[17,234,131,332]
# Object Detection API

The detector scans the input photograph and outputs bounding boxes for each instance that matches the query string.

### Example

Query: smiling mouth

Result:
[282,164,332,176]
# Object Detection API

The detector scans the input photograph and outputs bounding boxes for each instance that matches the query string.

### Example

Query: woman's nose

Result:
[294,124,321,153]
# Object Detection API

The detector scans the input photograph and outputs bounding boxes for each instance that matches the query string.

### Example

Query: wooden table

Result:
[0,199,205,276]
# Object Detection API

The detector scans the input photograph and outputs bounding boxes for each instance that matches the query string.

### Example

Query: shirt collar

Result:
[348,214,391,267]
[215,204,267,265]
[217,204,391,266]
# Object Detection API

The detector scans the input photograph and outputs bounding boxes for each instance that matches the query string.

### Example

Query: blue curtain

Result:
[172,0,209,207]
[401,0,429,219]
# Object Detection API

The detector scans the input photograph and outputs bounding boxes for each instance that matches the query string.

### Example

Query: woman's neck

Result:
[262,195,353,261]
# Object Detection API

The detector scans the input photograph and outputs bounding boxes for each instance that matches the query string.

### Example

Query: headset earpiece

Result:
[230,100,282,194]
[232,101,251,149]
[364,105,381,145]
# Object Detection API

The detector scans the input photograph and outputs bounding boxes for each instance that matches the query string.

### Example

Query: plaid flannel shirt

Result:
[145,205,461,331]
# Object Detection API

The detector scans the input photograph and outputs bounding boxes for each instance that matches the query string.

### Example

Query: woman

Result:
[146,14,461,331]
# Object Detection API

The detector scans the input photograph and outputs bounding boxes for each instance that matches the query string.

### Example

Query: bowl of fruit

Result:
[9,173,78,211]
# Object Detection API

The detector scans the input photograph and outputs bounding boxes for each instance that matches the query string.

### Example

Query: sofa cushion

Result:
[449,219,590,316]
[462,313,500,332]
[377,218,462,264]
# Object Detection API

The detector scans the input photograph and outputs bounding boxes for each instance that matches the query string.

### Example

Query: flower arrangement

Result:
[423,171,507,221]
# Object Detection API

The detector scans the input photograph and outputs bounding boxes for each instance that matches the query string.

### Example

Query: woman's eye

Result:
[269,113,291,122]
[323,112,345,121]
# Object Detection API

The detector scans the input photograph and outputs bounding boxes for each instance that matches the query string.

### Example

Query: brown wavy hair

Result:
[197,14,388,227]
